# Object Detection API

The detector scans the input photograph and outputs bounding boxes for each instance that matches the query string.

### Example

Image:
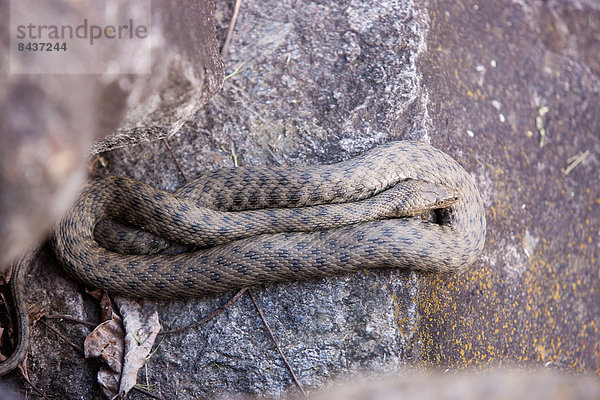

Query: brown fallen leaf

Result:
[84,318,124,399]
[84,290,126,399]
[114,297,161,398]
[88,289,118,322]
[0,263,13,285]
[83,292,161,399]
[84,319,124,372]
[97,367,120,399]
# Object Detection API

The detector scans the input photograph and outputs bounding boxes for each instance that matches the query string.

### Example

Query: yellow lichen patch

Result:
[416,228,599,375]
[391,293,415,339]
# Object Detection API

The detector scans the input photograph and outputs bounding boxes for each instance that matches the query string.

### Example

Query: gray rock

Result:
[5,0,600,398]
[6,0,428,398]
[416,0,600,373]
[90,0,225,153]
[0,0,223,267]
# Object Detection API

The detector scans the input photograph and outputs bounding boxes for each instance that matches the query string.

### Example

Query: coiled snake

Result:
[1,140,485,374]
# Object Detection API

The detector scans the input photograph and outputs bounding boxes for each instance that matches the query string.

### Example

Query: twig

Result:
[248,290,307,399]
[230,141,239,167]
[133,385,166,400]
[159,288,247,335]
[162,138,188,182]
[21,373,52,400]
[220,143,239,167]
[221,0,242,60]
[224,61,246,80]
[44,314,97,328]
[562,150,590,175]
[40,320,84,354]
[266,144,282,166]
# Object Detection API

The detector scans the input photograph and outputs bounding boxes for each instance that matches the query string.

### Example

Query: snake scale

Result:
[0,140,485,375]
[52,140,486,298]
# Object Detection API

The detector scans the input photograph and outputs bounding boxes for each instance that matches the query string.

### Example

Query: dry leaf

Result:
[84,318,124,398]
[83,293,161,399]
[88,289,119,322]
[84,319,124,372]
[97,367,120,399]
[0,264,13,284]
[114,297,161,398]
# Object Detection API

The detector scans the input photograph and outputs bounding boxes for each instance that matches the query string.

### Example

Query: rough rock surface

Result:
[417,0,600,373]
[3,0,600,399]
[5,0,427,398]
[0,0,223,267]
[90,0,224,153]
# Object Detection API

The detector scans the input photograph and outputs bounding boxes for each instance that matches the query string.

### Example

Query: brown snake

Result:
[0,140,485,375]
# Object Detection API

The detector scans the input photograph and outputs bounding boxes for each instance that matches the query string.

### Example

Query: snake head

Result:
[433,185,460,208]
[388,180,460,218]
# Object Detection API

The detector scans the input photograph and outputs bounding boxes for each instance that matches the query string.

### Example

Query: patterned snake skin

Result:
[52,141,486,298]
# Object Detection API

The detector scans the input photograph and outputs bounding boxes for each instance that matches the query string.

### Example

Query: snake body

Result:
[0,140,485,375]
[51,141,486,298]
